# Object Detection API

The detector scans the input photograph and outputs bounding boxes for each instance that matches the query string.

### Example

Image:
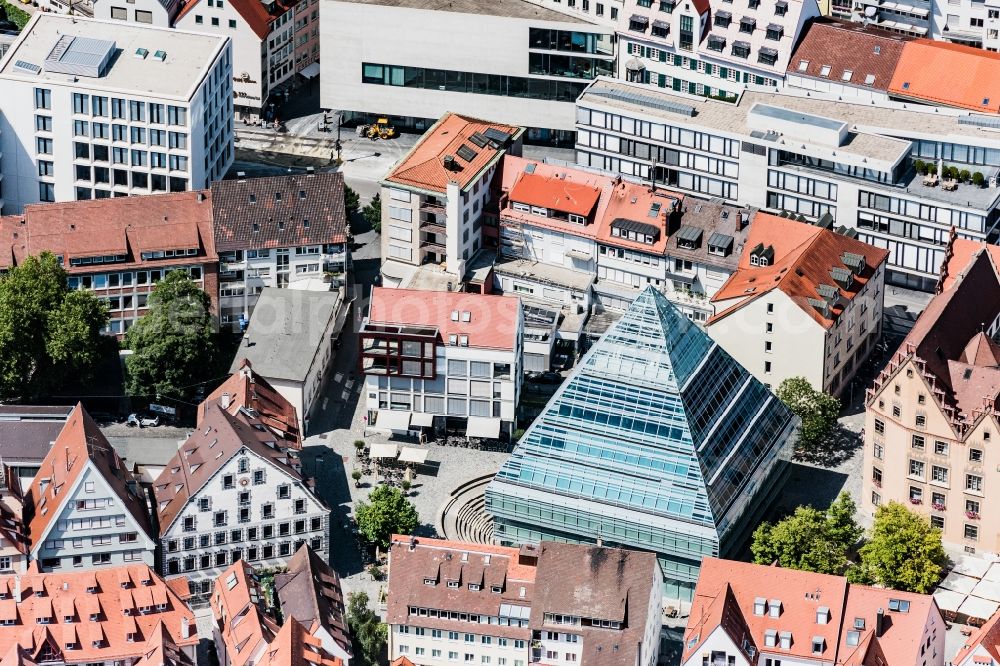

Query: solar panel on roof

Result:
[959,114,1000,130]
[524,163,536,174]
[13,60,41,75]
[468,132,489,148]
[483,128,512,144]
[588,87,697,117]
[456,144,478,162]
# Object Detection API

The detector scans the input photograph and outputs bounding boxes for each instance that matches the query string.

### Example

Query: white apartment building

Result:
[23,404,158,571]
[380,113,524,287]
[0,13,233,214]
[576,77,1000,291]
[154,397,329,604]
[93,0,319,121]
[707,213,888,395]
[210,171,349,329]
[361,288,523,440]
[320,0,615,139]
[617,0,819,99]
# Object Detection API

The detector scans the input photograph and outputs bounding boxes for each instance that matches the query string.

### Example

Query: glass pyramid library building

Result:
[486,286,798,601]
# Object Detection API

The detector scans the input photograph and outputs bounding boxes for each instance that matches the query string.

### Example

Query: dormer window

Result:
[448,581,459,589]
[424,578,436,586]
[812,637,824,654]
[779,632,792,649]
[569,214,586,224]
[491,586,503,593]
[469,584,481,591]
[770,600,782,617]
[764,629,777,647]
[816,606,829,624]
[753,598,766,616]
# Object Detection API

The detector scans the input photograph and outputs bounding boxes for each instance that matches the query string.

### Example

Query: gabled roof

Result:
[275,545,351,659]
[201,360,301,450]
[175,0,294,40]
[385,113,522,195]
[133,620,195,666]
[211,561,279,666]
[211,172,347,252]
[0,646,35,666]
[953,608,1000,666]
[367,287,521,351]
[0,563,197,663]
[508,173,601,217]
[23,404,153,553]
[788,17,909,91]
[152,400,305,536]
[709,214,889,329]
[258,617,343,666]
[889,39,1000,113]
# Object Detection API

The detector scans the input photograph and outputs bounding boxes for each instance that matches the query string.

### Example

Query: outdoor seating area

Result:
[353,440,431,488]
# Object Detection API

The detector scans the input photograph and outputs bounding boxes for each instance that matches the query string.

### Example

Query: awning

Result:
[624,57,646,72]
[566,248,593,260]
[369,443,399,460]
[376,410,411,431]
[467,417,502,439]
[629,14,649,27]
[932,588,964,613]
[651,19,670,29]
[299,62,320,79]
[959,596,1000,621]
[411,412,436,427]
[399,447,430,464]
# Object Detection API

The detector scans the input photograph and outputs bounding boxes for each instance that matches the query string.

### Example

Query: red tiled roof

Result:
[22,404,153,554]
[788,18,909,91]
[175,0,293,40]
[274,545,351,659]
[954,609,1000,666]
[889,39,1000,113]
[385,114,522,194]
[259,618,342,666]
[152,400,304,536]
[368,287,520,351]
[200,360,301,450]
[836,585,940,666]
[709,214,889,329]
[508,173,601,217]
[133,620,195,666]
[0,564,196,664]
[212,561,279,666]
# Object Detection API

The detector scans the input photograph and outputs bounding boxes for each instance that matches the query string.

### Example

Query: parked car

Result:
[126,412,160,428]
[528,371,563,385]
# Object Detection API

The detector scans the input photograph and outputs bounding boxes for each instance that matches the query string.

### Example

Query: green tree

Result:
[776,377,841,447]
[125,270,217,402]
[0,252,107,399]
[362,193,382,233]
[344,184,361,219]
[751,493,861,574]
[347,591,387,666]
[973,172,986,187]
[355,484,418,548]
[849,502,946,593]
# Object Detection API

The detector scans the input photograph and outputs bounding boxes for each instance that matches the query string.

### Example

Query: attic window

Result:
[816,607,829,624]
[491,586,502,593]
[797,59,808,72]
[451,310,459,321]
[873,45,881,54]
[303,219,310,228]
[846,631,860,646]
[461,311,471,322]
[275,192,282,202]
[864,74,876,86]
[448,581,459,589]
[854,617,865,630]
[819,65,831,78]
[769,600,782,617]
[902,81,910,90]
[424,578,436,586]
[753,598,767,616]
[252,223,260,233]
[984,98,991,106]
[811,637,824,654]
[888,599,910,613]
[299,190,306,200]
[779,632,792,650]
[249,194,256,203]
[764,629,777,647]
[841,69,853,82]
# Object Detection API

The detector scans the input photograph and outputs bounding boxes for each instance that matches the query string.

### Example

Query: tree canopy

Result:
[347,591,387,666]
[848,502,946,593]
[0,252,107,400]
[751,492,862,575]
[124,270,217,403]
[776,376,841,447]
[355,484,419,549]
[362,193,381,233]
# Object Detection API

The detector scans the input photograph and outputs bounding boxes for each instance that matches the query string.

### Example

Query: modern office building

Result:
[707,213,888,396]
[617,0,820,99]
[0,562,199,666]
[154,397,329,603]
[575,77,1000,291]
[486,286,798,601]
[380,113,524,287]
[361,287,523,440]
[0,191,219,336]
[93,0,320,122]
[320,0,615,138]
[22,404,158,571]
[862,237,1000,551]
[211,172,349,330]
[682,557,946,666]
[0,13,233,213]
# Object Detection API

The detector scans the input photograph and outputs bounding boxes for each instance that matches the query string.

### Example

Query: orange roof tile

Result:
[385,113,522,194]
[211,561,279,666]
[174,0,294,40]
[200,360,301,450]
[836,585,941,666]
[508,173,601,217]
[258,618,343,666]
[709,214,889,329]
[889,39,1000,113]
[22,404,153,554]
[367,287,521,351]
[0,564,196,664]
[954,610,1000,666]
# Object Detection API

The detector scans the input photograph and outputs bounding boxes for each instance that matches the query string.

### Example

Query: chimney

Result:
[409,535,417,551]
[237,171,247,182]
[876,608,885,637]
[306,166,315,176]
[181,616,192,640]
[197,192,205,202]
[220,393,232,410]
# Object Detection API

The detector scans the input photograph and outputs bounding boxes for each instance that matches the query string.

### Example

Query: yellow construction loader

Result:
[364,118,396,140]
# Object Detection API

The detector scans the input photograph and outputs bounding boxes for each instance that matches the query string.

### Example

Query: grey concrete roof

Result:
[329,0,592,23]
[494,258,595,292]
[106,435,184,467]
[232,288,342,383]
[0,14,228,100]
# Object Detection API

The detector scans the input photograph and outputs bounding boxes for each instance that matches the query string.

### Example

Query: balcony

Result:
[420,200,446,215]
[420,218,448,234]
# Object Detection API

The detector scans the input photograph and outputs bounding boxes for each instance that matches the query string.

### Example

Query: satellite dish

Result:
[864,6,876,17]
